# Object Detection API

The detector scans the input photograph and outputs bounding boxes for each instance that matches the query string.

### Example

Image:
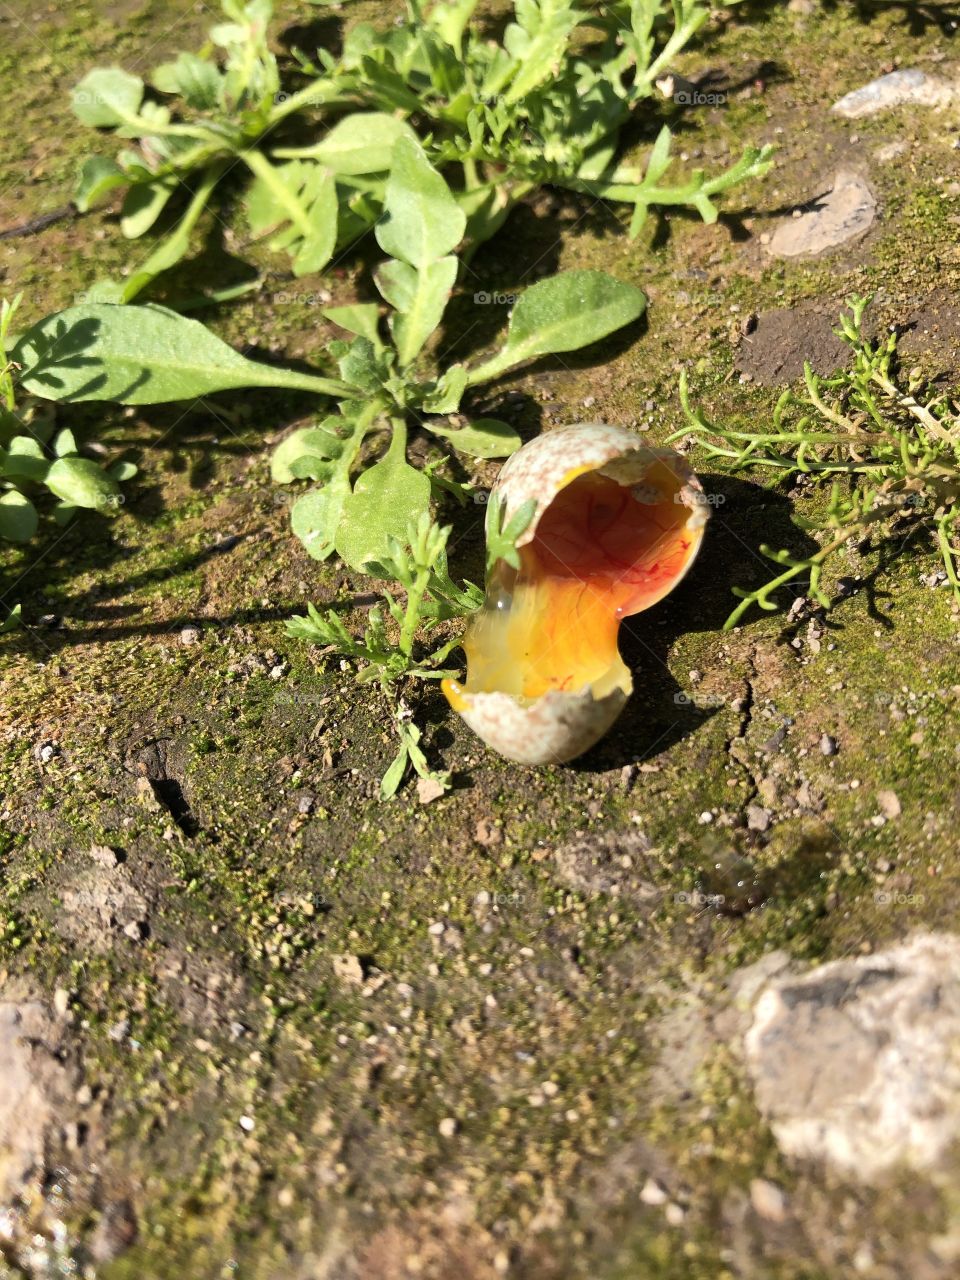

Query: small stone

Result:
[664,1203,685,1226]
[697,810,714,825]
[53,988,70,1017]
[876,789,902,819]
[746,805,772,833]
[239,1115,255,1132]
[108,1018,130,1042]
[332,954,364,986]
[438,1117,458,1138]
[417,776,446,805]
[89,843,120,868]
[123,920,146,942]
[134,777,161,811]
[269,663,286,680]
[750,1177,787,1222]
[582,395,596,408]
[179,626,201,646]
[640,1177,668,1206]
[768,170,876,258]
[820,734,839,756]
[475,817,502,846]
[297,792,315,815]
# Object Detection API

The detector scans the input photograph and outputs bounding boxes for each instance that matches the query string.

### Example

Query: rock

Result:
[744,933,960,1177]
[819,734,838,756]
[0,993,75,1203]
[416,777,446,805]
[89,1199,138,1264]
[874,140,909,164]
[88,843,121,868]
[750,1177,787,1222]
[475,817,502,846]
[179,626,201,646]
[640,1177,668,1206]
[332,954,364,986]
[832,69,958,119]
[876,789,902,819]
[768,170,876,258]
[746,804,772,833]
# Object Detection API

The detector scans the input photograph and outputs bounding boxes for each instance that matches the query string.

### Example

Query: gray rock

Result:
[768,171,876,258]
[833,69,958,119]
[744,933,960,1177]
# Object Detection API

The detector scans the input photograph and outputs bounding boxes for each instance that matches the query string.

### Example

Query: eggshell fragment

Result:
[444,424,709,765]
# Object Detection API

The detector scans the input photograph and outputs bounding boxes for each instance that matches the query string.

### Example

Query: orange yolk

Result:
[451,466,695,703]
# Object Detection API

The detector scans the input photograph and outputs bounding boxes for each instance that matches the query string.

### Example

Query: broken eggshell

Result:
[442,423,709,765]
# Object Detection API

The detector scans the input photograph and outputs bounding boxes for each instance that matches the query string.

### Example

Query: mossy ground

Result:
[1,1,960,1277]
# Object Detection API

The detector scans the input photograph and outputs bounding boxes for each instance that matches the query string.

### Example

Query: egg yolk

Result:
[448,464,696,704]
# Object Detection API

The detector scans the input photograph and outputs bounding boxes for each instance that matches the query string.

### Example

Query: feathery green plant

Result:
[670,296,960,628]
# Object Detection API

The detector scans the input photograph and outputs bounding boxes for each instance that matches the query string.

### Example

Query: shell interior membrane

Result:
[449,453,704,709]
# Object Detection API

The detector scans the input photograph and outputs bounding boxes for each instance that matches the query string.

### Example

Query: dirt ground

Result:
[2,1,960,1278]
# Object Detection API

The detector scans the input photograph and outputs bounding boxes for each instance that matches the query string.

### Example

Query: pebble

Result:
[89,843,120,868]
[239,1115,255,1132]
[819,734,839,756]
[832,69,958,119]
[876,789,901,819]
[768,170,876,258]
[438,1117,458,1138]
[640,1177,668,1206]
[179,626,201,646]
[417,777,446,805]
[750,1177,787,1222]
[746,805,772,833]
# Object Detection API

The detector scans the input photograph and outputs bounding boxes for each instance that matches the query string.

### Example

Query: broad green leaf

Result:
[271,422,341,483]
[2,437,48,483]
[152,52,222,109]
[120,177,178,239]
[425,417,521,458]
[244,156,338,276]
[0,491,38,543]
[337,337,383,391]
[335,430,432,572]
[277,113,416,175]
[13,303,344,404]
[52,428,78,456]
[291,477,350,561]
[375,135,465,269]
[421,364,467,414]
[0,603,22,633]
[322,304,382,346]
[467,270,646,384]
[375,256,457,367]
[45,456,121,510]
[75,156,127,212]
[72,68,144,128]
[110,460,138,482]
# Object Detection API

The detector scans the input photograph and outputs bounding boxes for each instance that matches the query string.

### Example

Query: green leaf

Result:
[0,603,22,633]
[0,491,38,543]
[467,270,646,384]
[424,417,521,458]
[375,256,457,367]
[291,478,350,561]
[14,303,345,404]
[271,422,341,483]
[335,428,432,573]
[277,113,417,175]
[379,742,409,800]
[244,155,338,276]
[375,135,466,269]
[52,428,78,456]
[322,304,382,346]
[421,364,467,414]
[337,337,383,391]
[120,177,179,239]
[72,68,144,128]
[1,437,48,483]
[45,456,121,511]
[75,156,127,212]
[152,52,222,109]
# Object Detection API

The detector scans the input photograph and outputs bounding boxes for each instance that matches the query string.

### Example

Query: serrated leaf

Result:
[375,135,466,269]
[424,417,520,458]
[152,52,222,109]
[72,68,144,128]
[0,491,38,542]
[271,422,342,483]
[75,156,127,212]
[279,113,416,175]
[245,157,338,276]
[375,256,457,367]
[334,430,432,573]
